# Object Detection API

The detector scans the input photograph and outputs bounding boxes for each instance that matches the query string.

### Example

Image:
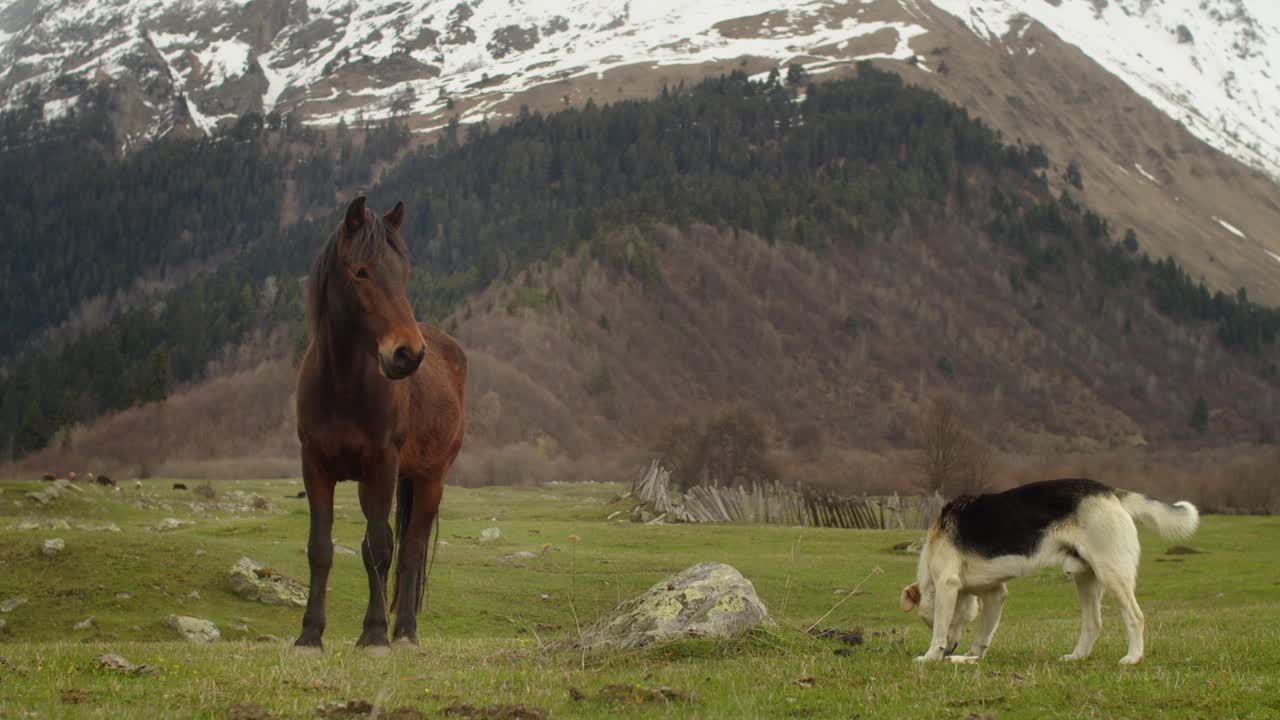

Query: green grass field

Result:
[1,478,1278,719]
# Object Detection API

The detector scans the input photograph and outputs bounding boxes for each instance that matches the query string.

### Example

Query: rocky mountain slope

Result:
[3,0,1278,308]
[3,1,1280,477]
[4,0,1276,176]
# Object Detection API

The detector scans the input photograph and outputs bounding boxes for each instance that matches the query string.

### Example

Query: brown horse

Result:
[295,196,466,650]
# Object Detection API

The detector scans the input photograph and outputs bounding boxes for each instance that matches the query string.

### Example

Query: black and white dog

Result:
[900,479,1198,665]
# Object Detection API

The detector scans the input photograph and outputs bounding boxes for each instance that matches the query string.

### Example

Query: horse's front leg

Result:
[356,453,397,648]
[296,448,337,650]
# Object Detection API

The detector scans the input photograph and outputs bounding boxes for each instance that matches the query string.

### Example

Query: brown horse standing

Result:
[295,196,466,650]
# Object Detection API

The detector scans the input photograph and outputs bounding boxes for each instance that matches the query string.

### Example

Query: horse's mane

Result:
[305,211,409,339]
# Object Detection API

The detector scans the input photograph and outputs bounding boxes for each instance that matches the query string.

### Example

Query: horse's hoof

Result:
[292,644,323,656]
[392,637,419,652]
[1118,655,1142,665]
[362,644,390,657]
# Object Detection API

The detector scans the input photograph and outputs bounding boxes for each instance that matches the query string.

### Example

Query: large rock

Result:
[25,479,71,505]
[228,557,307,608]
[164,615,220,643]
[578,561,773,651]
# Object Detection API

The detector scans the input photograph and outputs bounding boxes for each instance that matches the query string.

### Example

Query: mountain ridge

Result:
[3,67,1277,471]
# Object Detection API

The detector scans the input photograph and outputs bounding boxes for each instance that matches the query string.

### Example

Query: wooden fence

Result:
[628,460,944,529]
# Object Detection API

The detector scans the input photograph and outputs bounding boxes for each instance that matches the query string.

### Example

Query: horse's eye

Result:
[353,266,370,280]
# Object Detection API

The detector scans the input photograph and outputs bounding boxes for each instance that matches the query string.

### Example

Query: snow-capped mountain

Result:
[3,0,1277,181]
[0,0,926,142]
[932,0,1280,180]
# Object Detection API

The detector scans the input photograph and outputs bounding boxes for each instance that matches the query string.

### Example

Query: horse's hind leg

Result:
[296,450,337,650]
[356,460,397,648]
[392,464,448,645]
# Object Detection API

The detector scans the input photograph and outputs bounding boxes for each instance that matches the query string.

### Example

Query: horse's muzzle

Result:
[381,345,424,379]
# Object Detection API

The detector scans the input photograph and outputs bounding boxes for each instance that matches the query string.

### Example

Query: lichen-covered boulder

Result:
[164,615,220,643]
[228,557,308,607]
[25,479,71,505]
[578,561,773,651]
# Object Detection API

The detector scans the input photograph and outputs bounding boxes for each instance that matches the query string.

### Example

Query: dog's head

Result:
[900,582,980,651]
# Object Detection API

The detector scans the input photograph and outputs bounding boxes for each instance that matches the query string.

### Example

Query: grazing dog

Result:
[900,479,1198,665]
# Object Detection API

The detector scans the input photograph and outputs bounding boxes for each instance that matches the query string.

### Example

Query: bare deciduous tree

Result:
[914,396,995,497]
[656,406,778,490]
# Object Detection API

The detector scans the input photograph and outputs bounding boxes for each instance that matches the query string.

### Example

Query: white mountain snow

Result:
[1,0,1277,181]
[931,0,1280,179]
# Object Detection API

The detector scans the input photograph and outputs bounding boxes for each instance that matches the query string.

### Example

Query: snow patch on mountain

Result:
[930,0,1280,179]
[1134,163,1162,185]
[196,38,252,87]
[2,0,928,136]
[266,0,928,126]
[1214,216,1247,240]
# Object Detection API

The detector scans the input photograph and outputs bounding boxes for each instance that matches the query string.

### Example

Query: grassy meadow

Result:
[1,477,1278,719]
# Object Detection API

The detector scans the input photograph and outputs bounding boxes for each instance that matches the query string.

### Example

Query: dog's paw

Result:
[1118,654,1143,666]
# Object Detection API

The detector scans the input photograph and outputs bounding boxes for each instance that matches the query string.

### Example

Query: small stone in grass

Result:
[316,700,375,718]
[94,654,159,676]
[73,617,94,631]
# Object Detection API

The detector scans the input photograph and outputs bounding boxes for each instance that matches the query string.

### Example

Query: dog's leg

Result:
[915,575,960,662]
[966,583,1007,659]
[1102,572,1145,665]
[1060,570,1103,661]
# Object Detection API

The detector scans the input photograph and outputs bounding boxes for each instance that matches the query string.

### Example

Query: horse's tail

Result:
[390,475,414,615]
[389,475,436,617]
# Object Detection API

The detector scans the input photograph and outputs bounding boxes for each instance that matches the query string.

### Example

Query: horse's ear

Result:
[900,583,921,612]
[344,196,367,235]
[383,201,405,230]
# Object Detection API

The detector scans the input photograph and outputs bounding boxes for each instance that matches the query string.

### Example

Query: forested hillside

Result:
[2,65,1277,464]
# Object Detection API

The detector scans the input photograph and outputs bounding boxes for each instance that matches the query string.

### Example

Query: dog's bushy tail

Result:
[1117,490,1199,540]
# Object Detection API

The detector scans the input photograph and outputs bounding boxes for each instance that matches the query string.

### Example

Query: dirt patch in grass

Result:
[442,703,546,719]
[316,700,375,718]
[809,627,864,646]
[226,702,275,719]
[61,689,94,705]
